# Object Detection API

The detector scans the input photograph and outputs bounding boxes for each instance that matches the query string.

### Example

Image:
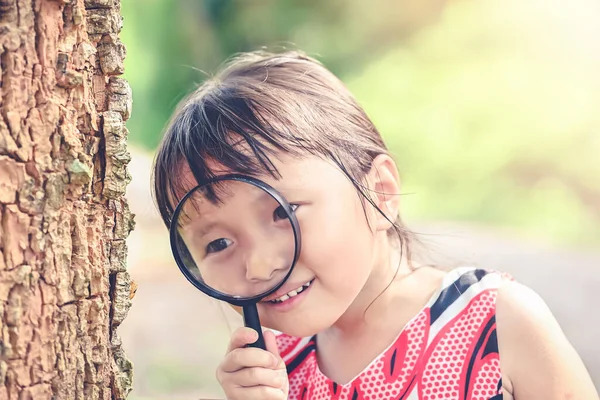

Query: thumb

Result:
[263,329,285,368]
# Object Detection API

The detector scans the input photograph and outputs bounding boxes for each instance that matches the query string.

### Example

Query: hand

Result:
[216,327,289,400]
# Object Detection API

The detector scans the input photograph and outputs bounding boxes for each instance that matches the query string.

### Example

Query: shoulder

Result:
[495,279,554,327]
[439,266,512,289]
[421,267,508,327]
[495,279,598,399]
[429,266,510,307]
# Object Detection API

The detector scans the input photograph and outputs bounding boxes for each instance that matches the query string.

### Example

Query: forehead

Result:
[174,153,311,227]
[176,151,339,198]
[177,178,279,227]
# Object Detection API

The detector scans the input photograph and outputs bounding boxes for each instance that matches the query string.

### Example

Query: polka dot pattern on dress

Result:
[277,334,303,359]
[352,310,430,399]
[287,355,315,400]
[420,290,498,400]
[470,358,502,400]
[277,268,507,400]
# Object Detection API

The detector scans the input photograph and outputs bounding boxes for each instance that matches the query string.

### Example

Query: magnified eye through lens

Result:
[206,238,233,254]
[170,176,300,301]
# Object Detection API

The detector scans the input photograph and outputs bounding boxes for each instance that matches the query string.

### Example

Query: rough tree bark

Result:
[0,0,134,399]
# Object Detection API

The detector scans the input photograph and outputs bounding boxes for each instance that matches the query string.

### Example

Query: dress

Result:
[276,268,508,399]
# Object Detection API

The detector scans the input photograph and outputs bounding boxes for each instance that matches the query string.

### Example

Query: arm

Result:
[496,280,599,399]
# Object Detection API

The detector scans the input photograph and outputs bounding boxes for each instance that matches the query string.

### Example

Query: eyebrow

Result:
[183,181,299,238]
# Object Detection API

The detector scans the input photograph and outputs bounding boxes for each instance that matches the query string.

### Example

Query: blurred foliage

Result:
[121,0,445,148]
[348,0,600,246]
[121,0,599,247]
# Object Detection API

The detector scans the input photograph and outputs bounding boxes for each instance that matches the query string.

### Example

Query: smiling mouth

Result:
[267,279,315,304]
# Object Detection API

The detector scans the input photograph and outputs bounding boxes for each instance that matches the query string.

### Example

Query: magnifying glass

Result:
[169,174,301,350]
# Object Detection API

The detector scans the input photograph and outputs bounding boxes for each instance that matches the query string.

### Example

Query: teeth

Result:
[270,280,313,303]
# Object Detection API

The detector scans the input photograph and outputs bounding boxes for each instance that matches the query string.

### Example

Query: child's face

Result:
[179,151,392,337]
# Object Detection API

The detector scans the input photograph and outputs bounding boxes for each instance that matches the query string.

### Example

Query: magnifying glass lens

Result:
[170,176,301,349]
[172,179,296,300]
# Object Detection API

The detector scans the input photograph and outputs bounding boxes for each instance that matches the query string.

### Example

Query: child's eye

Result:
[273,204,299,222]
[206,238,232,254]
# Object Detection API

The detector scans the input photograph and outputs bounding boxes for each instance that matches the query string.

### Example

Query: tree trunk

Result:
[0,0,134,399]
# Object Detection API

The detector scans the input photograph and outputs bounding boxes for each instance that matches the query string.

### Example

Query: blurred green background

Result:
[121,0,600,249]
[117,0,600,398]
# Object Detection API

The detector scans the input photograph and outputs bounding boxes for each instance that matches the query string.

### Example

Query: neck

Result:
[325,234,414,339]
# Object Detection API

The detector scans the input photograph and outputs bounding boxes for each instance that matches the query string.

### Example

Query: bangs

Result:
[153,85,316,228]
[153,50,387,229]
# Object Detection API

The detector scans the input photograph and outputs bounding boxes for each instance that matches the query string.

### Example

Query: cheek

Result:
[300,195,375,282]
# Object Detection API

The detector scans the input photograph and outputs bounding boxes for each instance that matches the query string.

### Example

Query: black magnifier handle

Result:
[242,304,266,350]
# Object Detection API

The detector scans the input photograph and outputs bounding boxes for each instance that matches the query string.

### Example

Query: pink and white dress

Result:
[276,268,508,399]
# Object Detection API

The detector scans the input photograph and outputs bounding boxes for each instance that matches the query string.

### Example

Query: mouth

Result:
[265,279,315,304]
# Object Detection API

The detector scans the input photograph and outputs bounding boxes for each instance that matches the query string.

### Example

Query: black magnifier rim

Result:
[169,174,302,307]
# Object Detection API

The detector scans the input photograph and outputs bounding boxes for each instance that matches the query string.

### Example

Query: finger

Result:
[226,327,259,353]
[226,367,286,388]
[221,347,279,373]
[263,330,286,370]
[227,386,287,400]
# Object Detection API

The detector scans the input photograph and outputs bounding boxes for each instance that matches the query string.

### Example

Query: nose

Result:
[245,244,289,282]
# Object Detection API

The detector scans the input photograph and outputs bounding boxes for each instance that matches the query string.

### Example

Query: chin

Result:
[259,288,353,338]
[269,323,322,338]
[264,313,338,338]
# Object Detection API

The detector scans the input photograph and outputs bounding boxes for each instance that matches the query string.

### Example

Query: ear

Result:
[365,154,401,232]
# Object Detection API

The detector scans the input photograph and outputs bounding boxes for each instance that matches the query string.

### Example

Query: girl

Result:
[152,50,598,400]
